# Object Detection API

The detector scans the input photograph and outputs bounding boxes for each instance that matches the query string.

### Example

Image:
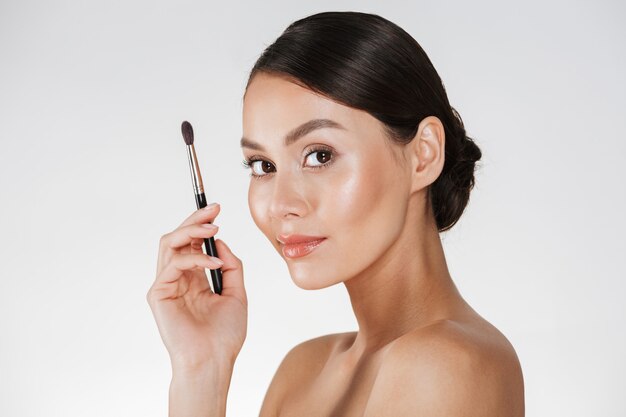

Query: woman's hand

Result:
[147,203,248,372]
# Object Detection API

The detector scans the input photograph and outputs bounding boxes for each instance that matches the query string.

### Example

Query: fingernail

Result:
[203,202,218,210]
[211,257,224,265]
[201,223,217,229]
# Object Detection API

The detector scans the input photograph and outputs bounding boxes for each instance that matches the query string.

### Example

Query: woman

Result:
[147,11,525,417]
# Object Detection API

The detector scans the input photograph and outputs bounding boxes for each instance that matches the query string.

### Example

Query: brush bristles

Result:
[181,121,194,145]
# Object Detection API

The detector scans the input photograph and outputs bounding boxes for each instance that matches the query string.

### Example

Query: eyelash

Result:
[241,145,335,180]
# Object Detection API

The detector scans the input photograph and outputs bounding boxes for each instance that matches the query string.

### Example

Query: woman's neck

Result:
[343,202,465,356]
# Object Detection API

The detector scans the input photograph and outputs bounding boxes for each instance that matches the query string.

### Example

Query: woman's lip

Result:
[277,234,326,245]
[281,238,326,259]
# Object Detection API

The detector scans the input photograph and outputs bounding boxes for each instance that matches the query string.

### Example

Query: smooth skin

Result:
[147,72,524,417]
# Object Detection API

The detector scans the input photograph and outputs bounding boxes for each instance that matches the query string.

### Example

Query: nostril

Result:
[266,176,311,219]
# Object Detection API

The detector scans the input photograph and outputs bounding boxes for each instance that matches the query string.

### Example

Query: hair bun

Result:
[429,107,482,232]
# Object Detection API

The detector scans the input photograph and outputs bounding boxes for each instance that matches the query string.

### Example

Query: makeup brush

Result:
[181,120,223,295]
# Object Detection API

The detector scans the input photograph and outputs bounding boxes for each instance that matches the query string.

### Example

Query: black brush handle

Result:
[195,192,223,295]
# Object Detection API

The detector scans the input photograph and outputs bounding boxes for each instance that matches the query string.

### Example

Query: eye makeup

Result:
[242,144,336,179]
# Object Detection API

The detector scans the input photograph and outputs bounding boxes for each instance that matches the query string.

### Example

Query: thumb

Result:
[215,239,247,304]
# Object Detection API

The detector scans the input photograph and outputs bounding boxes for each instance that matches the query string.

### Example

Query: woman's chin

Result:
[286,263,338,290]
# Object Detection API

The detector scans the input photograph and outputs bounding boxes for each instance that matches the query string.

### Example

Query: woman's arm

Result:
[169,361,235,417]
[147,205,248,417]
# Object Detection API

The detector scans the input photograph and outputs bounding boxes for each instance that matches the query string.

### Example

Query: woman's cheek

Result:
[327,156,407,275]
[248,183,272,240]
[340,152,392,224]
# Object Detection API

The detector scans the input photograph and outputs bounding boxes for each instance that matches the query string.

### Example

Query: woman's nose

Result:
[267,172,309,220]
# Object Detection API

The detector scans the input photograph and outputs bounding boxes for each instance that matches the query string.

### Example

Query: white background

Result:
[1,0,624,416]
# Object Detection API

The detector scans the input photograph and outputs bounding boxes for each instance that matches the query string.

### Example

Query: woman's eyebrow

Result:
[240,118,345,151]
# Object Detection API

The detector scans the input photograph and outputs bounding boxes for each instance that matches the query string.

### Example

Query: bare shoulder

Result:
[366,319,524,417]
[258,332,350,417]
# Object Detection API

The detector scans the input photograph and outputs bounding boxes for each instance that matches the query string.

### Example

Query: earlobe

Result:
[410,116,445,193]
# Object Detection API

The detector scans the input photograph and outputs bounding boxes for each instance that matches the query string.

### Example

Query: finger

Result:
[189,238,205,254]
[156,252,224,286]
[178,203,221,228]
[156,203,219,275]
[157,223,220,272]
[162,223,219,251]
[149,258,213,304]
[214,239,247,305]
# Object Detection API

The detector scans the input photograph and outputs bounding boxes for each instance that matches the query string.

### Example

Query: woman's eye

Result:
[250,160,275,176]
[304,149,332,167]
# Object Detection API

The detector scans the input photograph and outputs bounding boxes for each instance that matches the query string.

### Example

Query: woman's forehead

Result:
[244,74,342,121]
[242,74,380,146]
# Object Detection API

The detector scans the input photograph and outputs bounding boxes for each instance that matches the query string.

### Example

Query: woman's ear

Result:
[409,116,445,195]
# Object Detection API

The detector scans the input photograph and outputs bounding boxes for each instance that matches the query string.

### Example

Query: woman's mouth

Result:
[278,235,327,259]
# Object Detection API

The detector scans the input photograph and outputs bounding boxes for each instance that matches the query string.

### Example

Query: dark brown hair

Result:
[246,11,481,232]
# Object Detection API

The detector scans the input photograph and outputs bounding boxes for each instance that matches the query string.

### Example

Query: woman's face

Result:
[242,72,414,290]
